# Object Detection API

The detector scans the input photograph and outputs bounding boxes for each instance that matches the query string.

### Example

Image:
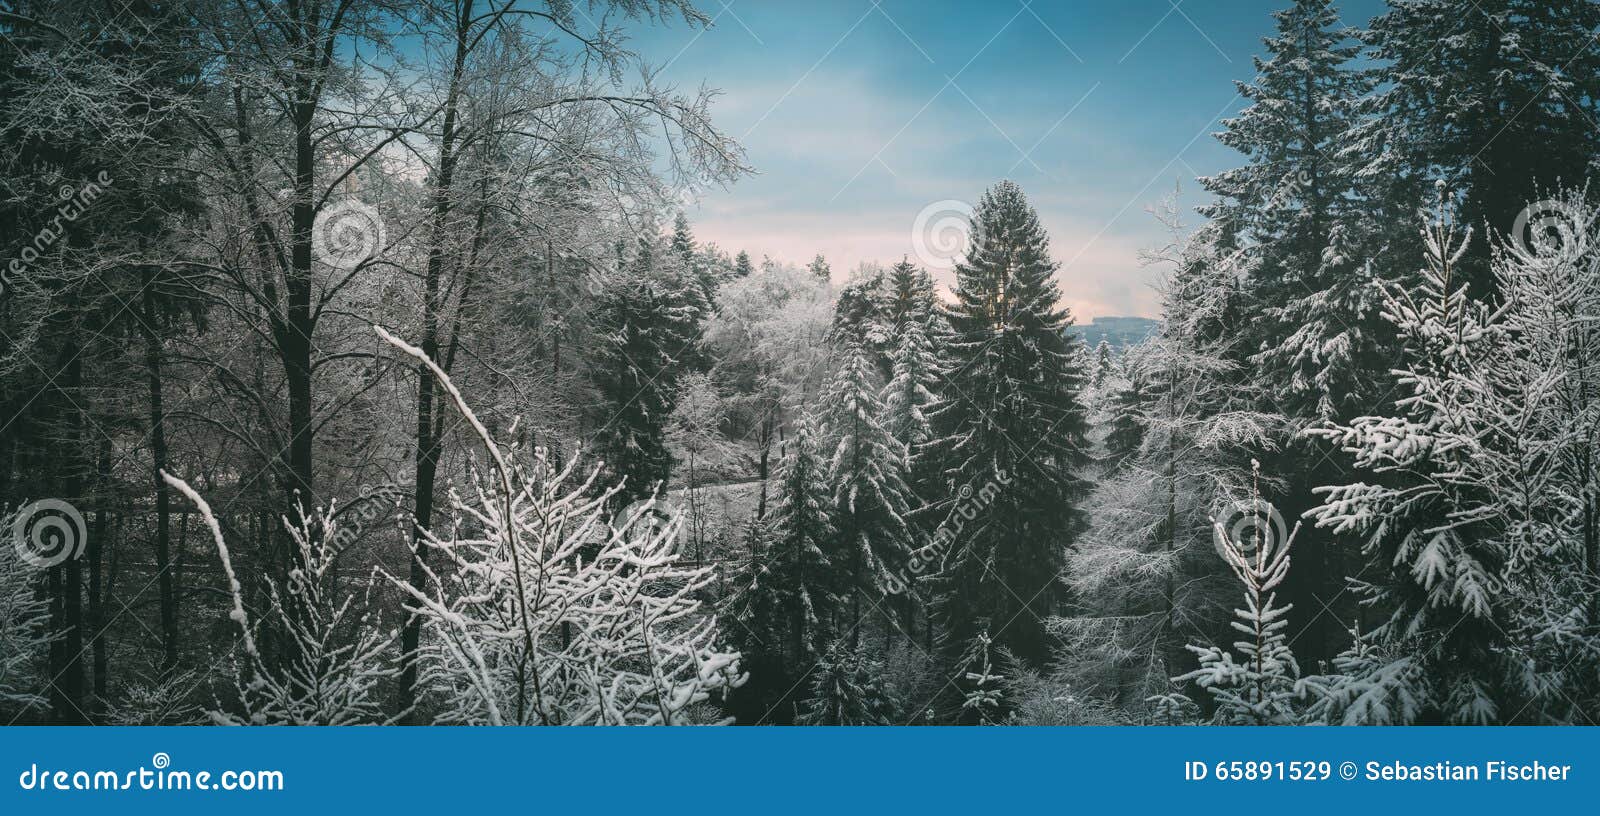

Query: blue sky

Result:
[632,0,1386,318]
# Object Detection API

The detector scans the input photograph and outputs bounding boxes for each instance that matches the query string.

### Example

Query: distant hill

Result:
[1067,316,1159,351]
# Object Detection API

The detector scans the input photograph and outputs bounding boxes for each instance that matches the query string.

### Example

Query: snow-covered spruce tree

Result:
[722,413,839,723]
[924,180,1092,711]
[1100,364,1147,472]
[0,515,52,721]
[885,258,940,337]
[830,264,890,356]
[880,261,944,634]
[1056,216,1280,712]
[1298,620,1430,726]
[1081,329,1146,479]
[797,639,896,725]
[163,475,401,725]
[883,307,943,599]
[1176,465,1302,725]
[671,212,721,315]
[819,337,914,644]
[589,234,706,507]
[1492,194,1600,697]
[1354,0,1600,300]
[377,328,742,725]
[808,253,832,283]
[1305,199,1510,723]
[662,223,716,375]
[1091,340,1114,388]
[883,314,939,474]
[1307,191,1600,723]
[1203,0,1386,423]
[1201,1,1391,668]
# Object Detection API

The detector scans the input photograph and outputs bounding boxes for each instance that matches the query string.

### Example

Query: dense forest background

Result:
[3,0,1600,726]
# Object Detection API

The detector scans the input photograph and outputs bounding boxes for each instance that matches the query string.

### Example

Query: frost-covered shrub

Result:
[378,327,743,725]
[165,475,400,725]
[1006,671,1132,726]
[0,517,52,719]
[103,669,207,726]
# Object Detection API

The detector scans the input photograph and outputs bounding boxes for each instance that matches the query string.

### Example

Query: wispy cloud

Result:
[639,0,1389,318]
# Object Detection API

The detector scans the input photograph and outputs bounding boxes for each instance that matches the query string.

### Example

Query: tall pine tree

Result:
[885,258,939,334]
[926,181,1091,709]
[1202,0,1375,421]
[1201,0,1383,668]
[884,315,939,478]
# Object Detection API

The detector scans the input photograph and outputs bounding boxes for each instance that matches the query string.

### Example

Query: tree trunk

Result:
[284,97,318,539]
[142,278,178,668]
[173,510,190,634]
[1163,362,1181,681]
[50,351,88,724]
[400,5,473,719]
[755,409,772,520]
[89,439,110,704]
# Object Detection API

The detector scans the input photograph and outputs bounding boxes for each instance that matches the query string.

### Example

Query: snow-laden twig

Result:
[375,326,744,725]
[164,471,402,725]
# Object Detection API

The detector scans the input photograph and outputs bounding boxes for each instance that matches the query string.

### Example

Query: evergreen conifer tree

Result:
[797,640,896,725]
[819,339,914,645]
[590,236,705,505]
[807,253,831,282]
[1356,0,1600,299]
[724,415,840,722]
[925,180,1091,691]
[1201,0,1384,667]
